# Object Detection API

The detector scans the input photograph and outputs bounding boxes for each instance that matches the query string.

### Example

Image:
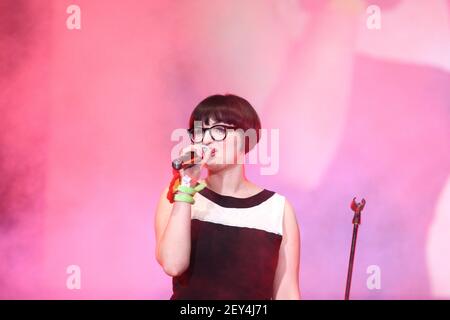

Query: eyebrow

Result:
[201,123,234,128]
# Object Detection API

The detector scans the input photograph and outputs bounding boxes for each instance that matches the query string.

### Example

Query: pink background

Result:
[0,0,449,299]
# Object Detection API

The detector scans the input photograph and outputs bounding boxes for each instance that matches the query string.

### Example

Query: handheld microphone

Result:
[172,145,210,171]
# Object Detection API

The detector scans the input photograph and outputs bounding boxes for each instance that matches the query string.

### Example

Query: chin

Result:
[205,162,228,172]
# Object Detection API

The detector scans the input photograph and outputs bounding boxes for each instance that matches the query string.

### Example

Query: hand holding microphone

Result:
[172,144,214,186]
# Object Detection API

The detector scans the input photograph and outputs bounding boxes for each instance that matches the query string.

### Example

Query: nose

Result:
[202,129,214,144]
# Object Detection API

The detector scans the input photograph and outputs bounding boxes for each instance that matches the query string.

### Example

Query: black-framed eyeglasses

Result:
[187,124,237,143]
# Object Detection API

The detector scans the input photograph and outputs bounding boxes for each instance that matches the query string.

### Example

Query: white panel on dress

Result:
[191,192,285,236]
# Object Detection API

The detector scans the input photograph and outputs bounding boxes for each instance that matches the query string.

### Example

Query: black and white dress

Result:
[170,186,286,300]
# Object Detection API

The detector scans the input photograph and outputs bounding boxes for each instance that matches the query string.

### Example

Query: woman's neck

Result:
[205,164,250,196]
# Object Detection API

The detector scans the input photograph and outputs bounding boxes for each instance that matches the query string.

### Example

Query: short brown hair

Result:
[189,94,261,153]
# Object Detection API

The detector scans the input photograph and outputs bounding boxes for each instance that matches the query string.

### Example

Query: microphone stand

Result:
[345,197,366,300]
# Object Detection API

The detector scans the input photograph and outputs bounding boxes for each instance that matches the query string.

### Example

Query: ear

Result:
[233,129,248,155]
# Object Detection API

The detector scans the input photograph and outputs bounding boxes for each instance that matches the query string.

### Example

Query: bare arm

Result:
[154,186,193,277]
[154,144,213,277]
[273,199,301,299]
